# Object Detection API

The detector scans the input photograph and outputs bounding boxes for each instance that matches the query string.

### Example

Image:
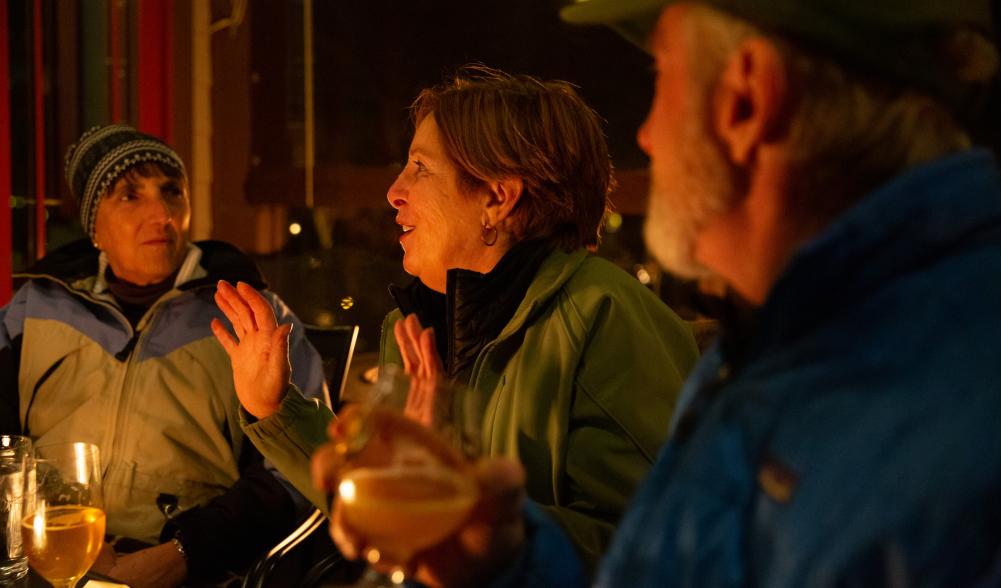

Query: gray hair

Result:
[685,4,997,231]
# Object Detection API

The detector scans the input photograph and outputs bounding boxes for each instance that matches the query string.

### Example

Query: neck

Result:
[424,240,514,293]
[696,148,818,306]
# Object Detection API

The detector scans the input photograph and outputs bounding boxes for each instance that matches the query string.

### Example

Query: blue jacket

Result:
[508,150,1001,587]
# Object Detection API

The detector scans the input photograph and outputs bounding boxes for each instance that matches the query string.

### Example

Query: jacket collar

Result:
[16,238,267,293]
[389,240,565,379]
[752,148,1001,356]
[496,246,590,340]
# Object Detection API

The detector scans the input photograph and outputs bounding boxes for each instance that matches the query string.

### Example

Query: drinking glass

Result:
[0,435,32,583]
[334,365,483,587]
[21,442,105,588]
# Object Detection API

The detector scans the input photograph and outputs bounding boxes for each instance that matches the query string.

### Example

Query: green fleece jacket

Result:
[244,248,699,569]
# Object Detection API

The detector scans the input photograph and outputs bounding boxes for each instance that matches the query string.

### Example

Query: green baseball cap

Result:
[560,0,997,113]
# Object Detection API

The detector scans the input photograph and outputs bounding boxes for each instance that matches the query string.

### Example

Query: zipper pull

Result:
[115,334,139,361]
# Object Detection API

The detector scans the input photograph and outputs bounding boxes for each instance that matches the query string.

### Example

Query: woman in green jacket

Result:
[213,65,698,571]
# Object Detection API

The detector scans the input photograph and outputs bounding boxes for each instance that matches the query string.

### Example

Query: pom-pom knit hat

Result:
[64,124,186,240]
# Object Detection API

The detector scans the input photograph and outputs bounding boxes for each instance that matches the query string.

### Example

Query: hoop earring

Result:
[480,221,498,246]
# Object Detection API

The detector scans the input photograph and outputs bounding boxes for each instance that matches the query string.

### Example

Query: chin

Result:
[645,221,698,279]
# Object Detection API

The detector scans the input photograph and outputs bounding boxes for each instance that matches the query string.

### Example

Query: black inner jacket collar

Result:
[389,239,553,382]
[105,266,181,327]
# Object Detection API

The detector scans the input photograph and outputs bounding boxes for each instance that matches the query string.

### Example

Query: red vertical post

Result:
[138,0,173,140]
[32,0,45,259]
[138,0,173,141]
[0,0,12,304]
[109,0,122,123]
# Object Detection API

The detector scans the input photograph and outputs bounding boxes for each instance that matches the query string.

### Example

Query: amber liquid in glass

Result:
[340,465,478,560]
[21,505,106,587]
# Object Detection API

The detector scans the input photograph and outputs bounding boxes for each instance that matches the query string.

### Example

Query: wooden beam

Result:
[1,0,12,304]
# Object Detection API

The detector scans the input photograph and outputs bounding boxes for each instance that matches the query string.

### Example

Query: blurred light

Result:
[74,443,89,485]
[605,212,623,233]
[635,267,652,285]
[391,570,406,584]
[363,366,379,385]
[314,311,335,327]
[340,296,354,310]
[366,548,381,564]
[289,222,302,236]
[339,479,356,503]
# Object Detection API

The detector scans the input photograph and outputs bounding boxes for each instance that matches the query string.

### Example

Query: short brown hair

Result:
[411,65,614,251]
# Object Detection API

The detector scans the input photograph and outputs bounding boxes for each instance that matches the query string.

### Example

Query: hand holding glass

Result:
[327,366,481,586]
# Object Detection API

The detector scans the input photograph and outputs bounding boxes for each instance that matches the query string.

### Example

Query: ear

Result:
[712,37,788,166]
[483,177,523,227]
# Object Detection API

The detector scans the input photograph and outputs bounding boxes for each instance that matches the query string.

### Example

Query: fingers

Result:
[210,318,238,356]
[418,327,442,380]
[451,458,526,561]
[311,441,345,495]
[330,499,364,561]
[215,281,280,340]
[237,281,279,333]
[395,313,444,382]
[215,281,256,336]
[474,458,526,522]
[273,322,293,360]
[394,316,420,375]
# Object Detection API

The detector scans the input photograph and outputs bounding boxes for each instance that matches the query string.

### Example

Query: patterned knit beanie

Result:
[64,124,186,240]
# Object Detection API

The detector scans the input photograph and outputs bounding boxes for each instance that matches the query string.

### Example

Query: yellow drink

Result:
[340,466,477,560]
[21,505,106,586]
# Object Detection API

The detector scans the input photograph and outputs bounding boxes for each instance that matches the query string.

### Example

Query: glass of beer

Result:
[333,365,482,587]
[21,442,105,588]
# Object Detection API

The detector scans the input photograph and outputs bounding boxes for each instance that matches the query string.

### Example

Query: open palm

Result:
[211,280,292,419]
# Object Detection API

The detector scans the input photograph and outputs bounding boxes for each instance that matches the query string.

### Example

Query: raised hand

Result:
[394,314,445,426]
[210,281,291,419]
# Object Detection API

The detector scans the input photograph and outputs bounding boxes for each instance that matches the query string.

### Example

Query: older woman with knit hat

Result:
[0,124,326,587]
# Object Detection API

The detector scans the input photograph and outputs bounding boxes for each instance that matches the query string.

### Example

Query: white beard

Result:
[643,108,736,281]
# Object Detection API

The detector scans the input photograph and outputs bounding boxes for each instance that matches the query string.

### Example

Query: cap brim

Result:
[560,0,670,51]
[559,0,670,25]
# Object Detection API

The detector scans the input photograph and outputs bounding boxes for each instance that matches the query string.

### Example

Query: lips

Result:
[141,236,175,246]
[396,220,415,244]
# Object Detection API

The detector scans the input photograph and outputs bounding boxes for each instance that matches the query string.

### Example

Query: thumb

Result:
[273,322,293,354]
[474,458,526,523]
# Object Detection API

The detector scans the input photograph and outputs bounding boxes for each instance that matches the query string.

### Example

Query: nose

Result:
[148,193,175,226]
[636,114,652,156]
[386,171,408,209]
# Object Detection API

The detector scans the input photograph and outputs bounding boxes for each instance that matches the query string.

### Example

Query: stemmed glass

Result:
[21,442,105,588]
[332,365,482,587]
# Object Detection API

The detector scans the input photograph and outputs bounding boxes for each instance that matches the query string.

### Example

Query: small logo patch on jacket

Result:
[757,455,799,504]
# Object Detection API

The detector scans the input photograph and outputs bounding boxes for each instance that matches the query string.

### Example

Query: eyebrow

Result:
[107,179,137,196]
